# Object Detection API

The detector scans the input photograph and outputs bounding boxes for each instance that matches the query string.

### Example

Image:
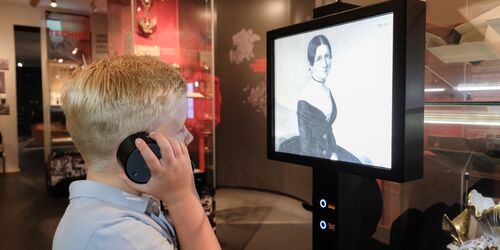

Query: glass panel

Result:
[316,0,500,248]
[46,12,90,148]
[107,0,133,56]
[107,0,216,228]
[425,0,500,103]
[423,0,500,214]
[45,12,91,187]
[46,13,92,64]
[46,12,91,146]
[177,0,216,229]
[399,0,500,247]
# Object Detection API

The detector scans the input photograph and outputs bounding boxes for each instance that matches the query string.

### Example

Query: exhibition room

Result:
[0,0,498,249]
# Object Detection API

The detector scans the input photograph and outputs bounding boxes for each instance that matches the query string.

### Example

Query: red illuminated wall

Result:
[134,0,180,64]
[178,0,212,68]
[109,0,212,68]
[107,1,131,57]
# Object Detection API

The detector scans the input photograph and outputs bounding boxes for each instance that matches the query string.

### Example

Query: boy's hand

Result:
[119,132,197,206]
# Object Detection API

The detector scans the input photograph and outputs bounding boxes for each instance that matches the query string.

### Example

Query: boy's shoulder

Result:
[52,180,175,250]
[54,208,173,250]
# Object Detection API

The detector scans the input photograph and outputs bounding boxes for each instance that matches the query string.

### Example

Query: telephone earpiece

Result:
[116,132,160,184]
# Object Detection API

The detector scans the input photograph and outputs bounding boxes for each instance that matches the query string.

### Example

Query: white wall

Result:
[0,3,46,173]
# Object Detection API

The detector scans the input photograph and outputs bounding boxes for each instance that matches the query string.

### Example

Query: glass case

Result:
[44,1,218,215]
[45,12,92,151]
[424,103,500,207]
[364,0,500,248]
[45,12,91,192]
[423,0,500,206]
[107,0,217,228]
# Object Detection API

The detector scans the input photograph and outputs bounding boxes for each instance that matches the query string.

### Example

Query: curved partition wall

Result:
[215,0,315,202]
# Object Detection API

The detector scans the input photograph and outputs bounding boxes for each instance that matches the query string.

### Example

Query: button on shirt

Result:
[53,180,177,250]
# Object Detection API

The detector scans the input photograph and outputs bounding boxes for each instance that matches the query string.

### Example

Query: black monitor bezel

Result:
[267,1,417,182]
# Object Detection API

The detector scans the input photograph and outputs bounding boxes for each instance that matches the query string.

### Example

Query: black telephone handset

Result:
[117,132,195,184]
[117,132,159,184]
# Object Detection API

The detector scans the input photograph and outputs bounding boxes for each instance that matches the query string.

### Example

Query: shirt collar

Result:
[69,180,149,213]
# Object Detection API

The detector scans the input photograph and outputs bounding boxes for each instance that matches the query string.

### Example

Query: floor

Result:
[0,148,312,250]
[216,189,312,250]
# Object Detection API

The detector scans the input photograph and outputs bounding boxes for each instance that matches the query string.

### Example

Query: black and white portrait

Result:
[274,13,394,169]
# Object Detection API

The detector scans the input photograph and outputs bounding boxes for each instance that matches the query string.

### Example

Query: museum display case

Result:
[107,0,217,227]
[373,1,500,247]
[44,12,91,192]
[42,2,218,213]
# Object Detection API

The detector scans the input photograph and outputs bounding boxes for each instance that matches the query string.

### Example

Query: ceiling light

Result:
[50,0,57,8]
[457,86,500,91]
[424,88,445,92]
[424,120,500,126]
[17,62,23,67]
[456,83,500,91]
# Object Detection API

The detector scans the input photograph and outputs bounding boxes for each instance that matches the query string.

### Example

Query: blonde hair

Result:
[61,55,186,170]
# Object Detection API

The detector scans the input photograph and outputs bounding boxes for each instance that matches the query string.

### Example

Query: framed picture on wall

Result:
[0,59,8,70]
[0,72,5,93]
[0,98,9,115]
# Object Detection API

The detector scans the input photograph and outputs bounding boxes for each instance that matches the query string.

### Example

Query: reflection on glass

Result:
[46,12,91,149]
[375,1,500,248]
[107,0,217,229]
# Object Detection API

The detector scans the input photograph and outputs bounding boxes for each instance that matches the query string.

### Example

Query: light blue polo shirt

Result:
[53,180,178,250]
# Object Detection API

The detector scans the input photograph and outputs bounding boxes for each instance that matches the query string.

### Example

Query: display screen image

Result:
[273,12,393,169]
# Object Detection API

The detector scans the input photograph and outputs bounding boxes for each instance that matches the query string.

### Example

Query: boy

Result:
[53,55,220,250]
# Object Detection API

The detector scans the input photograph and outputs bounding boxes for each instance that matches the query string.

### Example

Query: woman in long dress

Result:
[279,34,359,163]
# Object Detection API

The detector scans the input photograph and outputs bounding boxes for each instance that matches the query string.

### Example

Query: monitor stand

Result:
[311,2,366,249]
[313,1,360,19]
[313,167,383,249]
[312,166,338,249]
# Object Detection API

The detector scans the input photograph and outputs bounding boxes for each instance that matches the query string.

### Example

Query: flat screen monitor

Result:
[267,1,425,182]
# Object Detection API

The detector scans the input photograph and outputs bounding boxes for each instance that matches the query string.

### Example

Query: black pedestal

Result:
[313,167,384,250]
